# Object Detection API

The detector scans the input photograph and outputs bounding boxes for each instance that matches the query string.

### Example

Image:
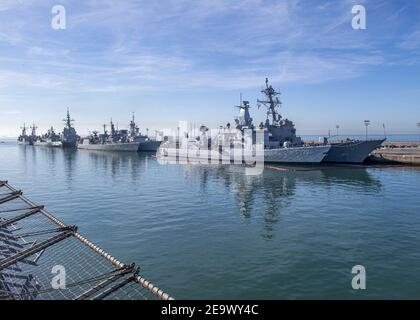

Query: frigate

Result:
[62,109,79,148]
[78,119,140,152]
[33,126,63,147]
[158,79,331,164]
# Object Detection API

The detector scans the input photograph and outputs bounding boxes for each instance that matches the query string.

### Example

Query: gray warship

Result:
[78,118,140,152]
[128,114,162,152]
[254,79,331,163]
[322,139,385,164]
[17,123,29,145]
[17,124,38,145]
[62,109,79,148]
[33,126,63,147]
[158,79,331,164]
[255,79,384,164]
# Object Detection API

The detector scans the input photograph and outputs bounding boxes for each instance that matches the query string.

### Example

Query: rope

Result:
[0,180,174,300]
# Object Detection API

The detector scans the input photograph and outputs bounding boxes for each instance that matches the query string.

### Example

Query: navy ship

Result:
[26,124,39,145]
[34,126,63,147]
[17,123,29,145]
[128,114,162,152]
[255,79,330,163]
[17,123,38,145]
[78,119,140,152]
[250,79,384,164]
[158,79,331,164]
[62,109,79,148]
[322,139,385,164]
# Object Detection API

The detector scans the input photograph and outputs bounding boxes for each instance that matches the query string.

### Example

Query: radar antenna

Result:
[257,78,282,125]
[63,108,75,129]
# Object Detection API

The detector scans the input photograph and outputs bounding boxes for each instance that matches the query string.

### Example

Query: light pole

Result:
[177,126,180,148]
[364,120,370,141]
[417,122,420,146]
[336,125,340,138]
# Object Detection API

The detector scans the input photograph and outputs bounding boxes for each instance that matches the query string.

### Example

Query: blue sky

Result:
[0,0,419,137]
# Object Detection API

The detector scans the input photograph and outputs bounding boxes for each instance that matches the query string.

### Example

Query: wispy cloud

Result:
[0,0,419,94]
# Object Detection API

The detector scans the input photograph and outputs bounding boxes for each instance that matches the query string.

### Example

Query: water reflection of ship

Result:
[84,149,152,181]
[63,148,77,184]
[181,165,298,239]
[180,164,381,239]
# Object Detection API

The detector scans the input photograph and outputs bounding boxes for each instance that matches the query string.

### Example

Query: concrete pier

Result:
[370,141,420,165]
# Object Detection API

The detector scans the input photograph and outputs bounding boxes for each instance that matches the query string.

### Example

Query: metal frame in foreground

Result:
[0,180,173,300]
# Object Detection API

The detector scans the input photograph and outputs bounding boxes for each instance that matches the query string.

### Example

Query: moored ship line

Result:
[323,139,386,164]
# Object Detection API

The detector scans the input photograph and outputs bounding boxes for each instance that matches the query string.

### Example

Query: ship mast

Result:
[21,123,27,136]
[257,78,282,125]
[30,124,37,136]
[129,112,138,137]
[63,108,74,129]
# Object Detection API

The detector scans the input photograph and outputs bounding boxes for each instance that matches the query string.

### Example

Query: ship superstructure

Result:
[62,109,79,148]
[256,78,303,148]
[78,117,141,152]
[158,79,331,164]
[34,126,63,147]
[17,123,29,145]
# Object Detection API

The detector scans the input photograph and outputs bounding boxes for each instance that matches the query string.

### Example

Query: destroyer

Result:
[322,139,385,164]
[62,109,79,148]
[255,79,330,163]
[158,79,331,164]
[17,123,29,145]
[17,123,38,145]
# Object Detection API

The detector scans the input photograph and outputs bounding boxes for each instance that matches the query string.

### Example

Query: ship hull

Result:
[18,137,36,145]
[158,145,331,164]
[264,145,331,164]
[138,141,162,152]
[78,142,140,152]
[33,141,63,148]
[323,139,385,164]
[62,141,78,148]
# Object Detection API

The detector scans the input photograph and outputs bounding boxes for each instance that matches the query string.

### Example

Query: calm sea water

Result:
[1,141,420,299]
